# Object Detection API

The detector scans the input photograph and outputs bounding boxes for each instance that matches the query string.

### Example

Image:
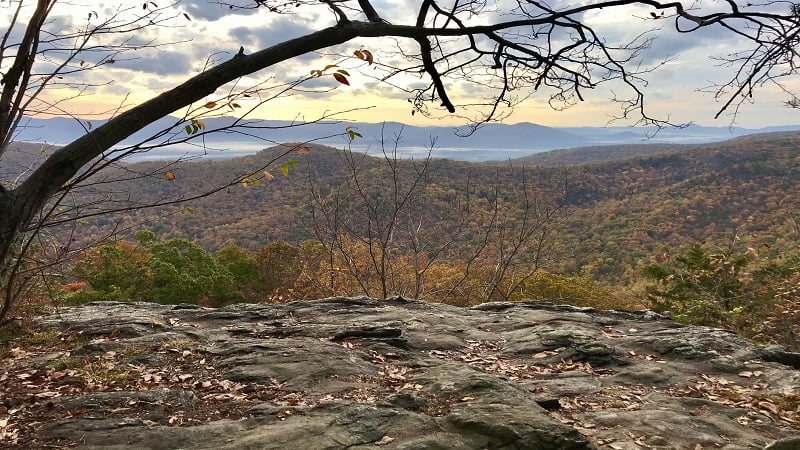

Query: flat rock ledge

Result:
[3,297,800,449]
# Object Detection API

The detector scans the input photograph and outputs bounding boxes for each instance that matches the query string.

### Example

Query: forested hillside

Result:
[60,131,800,287]
[7,131,797,348]
[560,132,800,281]
[495,142,688,167]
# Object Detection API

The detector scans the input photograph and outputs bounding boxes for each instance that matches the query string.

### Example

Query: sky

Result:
[7,0,800,129]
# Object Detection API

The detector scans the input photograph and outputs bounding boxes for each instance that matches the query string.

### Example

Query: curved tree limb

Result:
[415,36,456,113]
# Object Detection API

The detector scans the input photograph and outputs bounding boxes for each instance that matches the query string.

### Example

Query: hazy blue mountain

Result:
[10,116,800,162]
[557,123,754,144]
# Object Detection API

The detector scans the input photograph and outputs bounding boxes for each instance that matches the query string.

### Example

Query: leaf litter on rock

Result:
[552,372,799,449]
[0,332,303,448]
[429,339,616,380]
[668,374,798,427]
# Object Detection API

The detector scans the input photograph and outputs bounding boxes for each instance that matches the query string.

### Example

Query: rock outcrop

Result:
[2,297,799,449]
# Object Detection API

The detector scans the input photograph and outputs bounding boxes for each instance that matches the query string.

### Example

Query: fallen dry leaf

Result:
[376,435,395,445]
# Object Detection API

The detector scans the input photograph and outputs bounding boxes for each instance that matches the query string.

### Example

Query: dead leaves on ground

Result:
[429,339,615,380]
[559,385,654,414]
[4,330,799,449]
[423,337,799,447]
[669,373,798,428]
[0,334,295,446]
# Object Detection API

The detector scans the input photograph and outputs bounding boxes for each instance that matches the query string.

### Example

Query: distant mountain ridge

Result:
[11,115,800,162]
[47,130,800,291]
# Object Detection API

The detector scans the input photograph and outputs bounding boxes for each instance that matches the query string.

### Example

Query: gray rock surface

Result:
[3,297,799,449]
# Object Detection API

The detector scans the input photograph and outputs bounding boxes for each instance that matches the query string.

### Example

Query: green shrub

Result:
[70,232,240,306]
[642,240,800,350]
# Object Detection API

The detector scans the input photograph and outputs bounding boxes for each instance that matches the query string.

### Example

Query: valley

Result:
[52,131,800,288]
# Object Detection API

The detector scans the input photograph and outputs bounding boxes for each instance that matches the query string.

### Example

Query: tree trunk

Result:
[0,187,27,272]
[0,186,30,318]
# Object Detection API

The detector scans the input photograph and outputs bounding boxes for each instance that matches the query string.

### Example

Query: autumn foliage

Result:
[62,232,622,309]
[643,237,800,350]
[13,135,800,353]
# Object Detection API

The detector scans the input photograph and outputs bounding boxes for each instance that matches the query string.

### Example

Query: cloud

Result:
[20,0,794,128]
[229,20,316,49]
[112,51,193,76]
[628,25,733,66]
[180,0,260,21]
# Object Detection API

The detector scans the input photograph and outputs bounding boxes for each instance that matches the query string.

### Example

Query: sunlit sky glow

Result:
[7,0,800,129]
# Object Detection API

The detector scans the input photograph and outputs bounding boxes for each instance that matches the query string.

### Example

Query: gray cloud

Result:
[629,25,733,66]
[181,0,260,21]
[22,0,793,128]
[112,50,193,76]
[229,19,316,49]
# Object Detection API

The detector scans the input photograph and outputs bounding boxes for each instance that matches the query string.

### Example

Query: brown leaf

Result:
[376,436,395,446]
[333,73,349,86]
[34,391,59,399]
[363,49,374,65]
[757,400,781,415]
